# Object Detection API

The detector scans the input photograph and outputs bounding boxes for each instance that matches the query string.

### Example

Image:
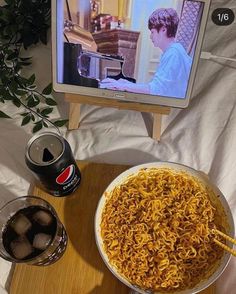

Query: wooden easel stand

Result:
[65,93,170,140]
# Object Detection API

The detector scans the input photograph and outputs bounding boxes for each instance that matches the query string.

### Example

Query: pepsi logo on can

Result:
[25,132,81,197]
[56,164,75,185]
[56,164,80,192]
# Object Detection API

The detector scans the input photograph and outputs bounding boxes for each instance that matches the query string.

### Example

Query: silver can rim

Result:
[25,132,66,166]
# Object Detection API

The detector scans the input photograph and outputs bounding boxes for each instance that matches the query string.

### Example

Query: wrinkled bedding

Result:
[0,0,236,293]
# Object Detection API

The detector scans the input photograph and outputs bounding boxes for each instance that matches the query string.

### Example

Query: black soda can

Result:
[25,132,81,197]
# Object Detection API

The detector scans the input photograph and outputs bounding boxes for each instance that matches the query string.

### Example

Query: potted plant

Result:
[0,0,68,133]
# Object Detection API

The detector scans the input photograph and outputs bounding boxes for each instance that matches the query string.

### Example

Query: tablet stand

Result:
[65,93,171,141]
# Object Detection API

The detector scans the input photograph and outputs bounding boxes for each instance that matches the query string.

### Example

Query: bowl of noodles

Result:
[95,162,235,294]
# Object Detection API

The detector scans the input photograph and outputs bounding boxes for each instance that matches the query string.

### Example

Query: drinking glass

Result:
[0,196,67,265]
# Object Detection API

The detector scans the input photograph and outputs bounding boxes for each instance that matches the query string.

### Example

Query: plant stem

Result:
[16,95,61,135]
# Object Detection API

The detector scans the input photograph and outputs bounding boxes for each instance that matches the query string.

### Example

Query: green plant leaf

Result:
[6,50,18,60]
[41,107,53,116]
[45,97,57,106]
[27,85,37,90]
[12,97,21,108]
[1,76,9,85]
[53,119,68,127]
[15,89,28,96]
[0,111,11,119]
[31,114,36,122]
[20,112,30,117]
[42,83,52,95]
[19,61,31,66]
[3,92,14,100]
[27,95,40,107]
[16,76,30,85]
[21,115,31,126]
[9,81,18,93]
[22,34,37,50]
[28,74,36,85]
[19,57,32,61]
[33,121,43,133]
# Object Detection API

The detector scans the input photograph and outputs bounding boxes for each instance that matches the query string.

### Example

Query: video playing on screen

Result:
[56,0,205,100]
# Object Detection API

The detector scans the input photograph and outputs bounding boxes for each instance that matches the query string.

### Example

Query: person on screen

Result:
[100,8,192,99]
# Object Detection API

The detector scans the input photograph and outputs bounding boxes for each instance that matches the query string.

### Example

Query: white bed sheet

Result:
[0,0,236,293]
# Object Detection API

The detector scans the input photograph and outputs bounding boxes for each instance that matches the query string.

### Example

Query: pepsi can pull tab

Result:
[25,132,81,197]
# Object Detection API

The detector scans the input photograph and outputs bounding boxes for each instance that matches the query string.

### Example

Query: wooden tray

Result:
[10,161,216,294]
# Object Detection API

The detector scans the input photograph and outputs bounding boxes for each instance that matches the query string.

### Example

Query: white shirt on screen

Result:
[149,42,192,99]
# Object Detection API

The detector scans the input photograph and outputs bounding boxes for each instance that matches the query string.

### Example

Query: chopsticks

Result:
[212,229,236,257]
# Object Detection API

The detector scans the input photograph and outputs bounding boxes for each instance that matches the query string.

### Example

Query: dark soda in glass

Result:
[0,197,67,266]
[3,206,58,261]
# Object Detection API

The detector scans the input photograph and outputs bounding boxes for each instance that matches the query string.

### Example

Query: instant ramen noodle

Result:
[100,168,225,292]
